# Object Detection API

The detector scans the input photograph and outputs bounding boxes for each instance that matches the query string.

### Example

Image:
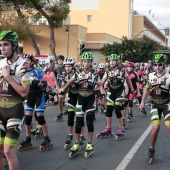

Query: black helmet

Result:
[58,55,65,60]
[24,54,35,61]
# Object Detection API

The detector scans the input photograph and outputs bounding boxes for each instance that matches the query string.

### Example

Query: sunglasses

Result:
[154,63,163,67]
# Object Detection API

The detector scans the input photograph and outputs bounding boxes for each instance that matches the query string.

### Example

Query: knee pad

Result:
[115,106,122,119]
[86,111,95,132]
[129,100,133,107]
[75,117,84,134]
[37,116,46,125]
[164,113,170,126]
[24,115,32,125]
[68,111,75,126]
[105,105,114,117]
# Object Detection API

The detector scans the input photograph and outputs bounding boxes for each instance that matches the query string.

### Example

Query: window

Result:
[87,15,92,22]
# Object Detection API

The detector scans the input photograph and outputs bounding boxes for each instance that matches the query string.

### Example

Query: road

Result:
[15,102,170,170]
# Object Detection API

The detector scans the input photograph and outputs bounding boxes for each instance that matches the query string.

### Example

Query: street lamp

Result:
[65,26,70,57]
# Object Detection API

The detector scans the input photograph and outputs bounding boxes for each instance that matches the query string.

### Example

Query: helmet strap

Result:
[7,43,18,64]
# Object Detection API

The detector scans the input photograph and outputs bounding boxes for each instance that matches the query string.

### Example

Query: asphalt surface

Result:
[13,101,170,170]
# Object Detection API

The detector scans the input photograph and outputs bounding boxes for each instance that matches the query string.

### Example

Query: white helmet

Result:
[63,57,75,65]
[98,63,106,69]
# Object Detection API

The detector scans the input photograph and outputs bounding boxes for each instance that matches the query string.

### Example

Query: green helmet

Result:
[153,54,167,63]
[81,52,93,60]
[0,30,18,42]
[107,54,118,60]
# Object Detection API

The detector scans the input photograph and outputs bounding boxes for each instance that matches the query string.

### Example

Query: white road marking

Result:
[115,123,152,170]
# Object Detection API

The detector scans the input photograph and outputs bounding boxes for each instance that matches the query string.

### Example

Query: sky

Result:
[134,0,170,45]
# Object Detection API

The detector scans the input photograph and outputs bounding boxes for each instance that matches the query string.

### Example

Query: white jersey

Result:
[0,57,30,108]
[146,70,170,104]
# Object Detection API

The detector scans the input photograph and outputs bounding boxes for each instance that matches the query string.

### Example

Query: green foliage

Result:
[100,36,170,63]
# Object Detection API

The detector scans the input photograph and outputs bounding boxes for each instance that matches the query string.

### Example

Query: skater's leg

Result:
[24,114,33,137]
[105,104,114,129]
[37,116,48,136]
[4,144,18,170]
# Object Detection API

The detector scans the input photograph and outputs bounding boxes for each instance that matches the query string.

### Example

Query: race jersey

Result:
[146,70,170,104]
[54,65,65,87]
[128,71,139,91]
[102,67,128,90]
[71,69,101,97]
[0,57,30,108]
[62,70,79,94]
[29,67,44,93]
[137,70,144,82]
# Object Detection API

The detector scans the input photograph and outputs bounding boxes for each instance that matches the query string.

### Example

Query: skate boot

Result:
[18,136,32,151]
[115,128,125,140]
[148,101,151,108]
[96,128,113,138]
[64,135,73,150]
[123,119,126,129]
[34,127,44,139]
[79,136,86,150]
[39,136,53,151]
[84,141,94,158]
[127,113,133,122]
[148,147,156,164]
[55,113,63,122]
[101,107,104,113]
[69,141,80,158]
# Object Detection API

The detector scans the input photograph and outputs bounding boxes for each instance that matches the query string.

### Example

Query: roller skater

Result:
[64,135,73,150]
[62,52,105,158]
[84,142,94,158]
[115,128,125,140]
[96,128,113,138]
[140,54,170,165]
[18,137,32,151]
[39,136,53,151]
[148,148,156,164]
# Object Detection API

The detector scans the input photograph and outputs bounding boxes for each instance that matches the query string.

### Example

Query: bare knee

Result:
[4,145,16,160]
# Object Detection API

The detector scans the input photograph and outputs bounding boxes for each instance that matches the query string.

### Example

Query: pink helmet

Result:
[126,62,135,68]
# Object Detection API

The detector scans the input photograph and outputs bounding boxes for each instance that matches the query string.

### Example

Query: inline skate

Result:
[3,154,7,170]
[55,113,63,122]
[115,129,125,140]
[64,135,73,150]
[84,142,94,158]
[69,141,80,158]
[18,136,32,151]
[39,136,53,151]
[141,108,147,115]
[79,136,86,150]
[31,127,44,139]
[96,128,114,138]
[148,148,156,164]
[127,113,133,122]
[123,119,126,129]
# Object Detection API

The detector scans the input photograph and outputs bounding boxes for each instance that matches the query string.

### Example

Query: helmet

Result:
[126,62,135,68]
[153,54,167,63]
[148,60,153,63]
[81,52,93,60]
[58,55,65,60]
[63,57,75,65]
[140,62,145,66]
[0,30,18,42]
[107,54,118,60]
[135,63,140,67]
[24,54,35,61]
[98,63,106,69]
[124,60,129,64]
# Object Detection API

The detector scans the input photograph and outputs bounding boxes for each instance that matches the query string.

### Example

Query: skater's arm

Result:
[62,79,74,92]
[139,87,149,110]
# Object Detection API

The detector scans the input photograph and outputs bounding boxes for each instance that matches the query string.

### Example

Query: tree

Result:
[6,0,71,58]
[100,36,169,62]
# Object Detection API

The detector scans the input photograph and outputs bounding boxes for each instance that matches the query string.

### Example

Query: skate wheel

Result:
[64,144,68,150]
[84,152,88,158]
[149,157,153,165]
[96,133,100,138]
[69,152,73,159]
[115,136,119,140]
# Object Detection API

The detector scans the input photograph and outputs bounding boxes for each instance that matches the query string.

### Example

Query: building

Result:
[9,0,168,63]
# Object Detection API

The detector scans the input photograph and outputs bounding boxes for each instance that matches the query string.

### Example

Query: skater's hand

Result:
[137,91,141,97]
[2,65,10,79]
[130,90,136,94]
[139,101,145,111]
[58,88,65,95]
